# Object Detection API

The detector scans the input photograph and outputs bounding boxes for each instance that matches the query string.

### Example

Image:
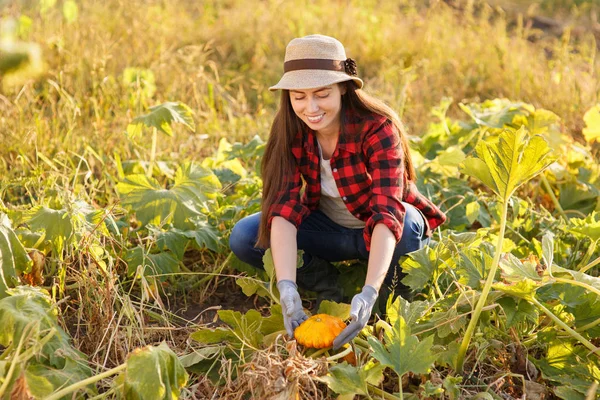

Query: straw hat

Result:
[269,34,364,91]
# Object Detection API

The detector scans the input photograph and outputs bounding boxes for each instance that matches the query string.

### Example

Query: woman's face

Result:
[289,83,346,137]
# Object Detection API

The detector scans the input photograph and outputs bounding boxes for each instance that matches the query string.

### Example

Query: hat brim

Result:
[269,69,363,91]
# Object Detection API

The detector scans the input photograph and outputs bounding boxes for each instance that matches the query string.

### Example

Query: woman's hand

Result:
[332,285,378,350]
[277,279,309,337]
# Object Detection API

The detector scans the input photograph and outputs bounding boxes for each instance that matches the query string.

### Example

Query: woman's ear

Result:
[339,83,347,96]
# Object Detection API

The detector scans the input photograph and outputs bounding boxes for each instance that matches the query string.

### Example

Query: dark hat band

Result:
[284,58,345,73]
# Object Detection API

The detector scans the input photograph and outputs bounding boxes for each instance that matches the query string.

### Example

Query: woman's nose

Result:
[307,97,320,113]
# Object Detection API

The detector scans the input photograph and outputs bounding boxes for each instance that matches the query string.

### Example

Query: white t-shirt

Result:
[317,141,366,229]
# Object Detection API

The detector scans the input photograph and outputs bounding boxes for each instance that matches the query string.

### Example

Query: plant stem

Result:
[309,347,329,358]
[45,363,127,400]
[456,199,508,374]
[368,383,401,400]
[541,174,568,220]
[552,277,600,299]
[325,346,353,362]
[531,297,600,356]
[398,372,403,399]
[147,126,158,178]
[580,253,600,274]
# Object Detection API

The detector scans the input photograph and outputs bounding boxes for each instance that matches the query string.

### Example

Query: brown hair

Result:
[255,81,415,248]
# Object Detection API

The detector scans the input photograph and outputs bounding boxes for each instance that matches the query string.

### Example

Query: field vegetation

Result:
[1,0,600,398]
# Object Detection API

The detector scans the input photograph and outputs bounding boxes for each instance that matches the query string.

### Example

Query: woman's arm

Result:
[271,216,308,337]
[364,223,396,291]
[271,216,299,282]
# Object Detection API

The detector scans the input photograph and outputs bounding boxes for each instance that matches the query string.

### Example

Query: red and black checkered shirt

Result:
[268,108,446,251]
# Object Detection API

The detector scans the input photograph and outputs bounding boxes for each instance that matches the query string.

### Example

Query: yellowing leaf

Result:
[121,342,188,400]
[582,104,600,144]
[461,127,557,202]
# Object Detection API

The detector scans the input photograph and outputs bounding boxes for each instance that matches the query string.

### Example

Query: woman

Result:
[229,34,446,349]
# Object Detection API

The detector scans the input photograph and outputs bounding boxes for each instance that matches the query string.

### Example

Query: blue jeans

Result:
[229,202,430,304]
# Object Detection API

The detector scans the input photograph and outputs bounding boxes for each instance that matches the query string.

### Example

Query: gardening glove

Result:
[278,279,309,338]
[332,285,378,350]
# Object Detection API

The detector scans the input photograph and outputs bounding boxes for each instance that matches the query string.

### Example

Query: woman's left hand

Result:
[332,285,378,350]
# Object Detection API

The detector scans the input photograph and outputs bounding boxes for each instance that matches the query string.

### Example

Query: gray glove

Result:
[332,285,378,350]
[277,279,309,338]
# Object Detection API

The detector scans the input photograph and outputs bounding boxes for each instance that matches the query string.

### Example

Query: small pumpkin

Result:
[294,314,346,349]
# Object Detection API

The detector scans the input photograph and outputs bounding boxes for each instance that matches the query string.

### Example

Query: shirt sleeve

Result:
[363,119,405,251]
[267,162,311,232]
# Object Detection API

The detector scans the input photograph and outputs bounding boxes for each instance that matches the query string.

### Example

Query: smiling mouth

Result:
[306,114,325,123]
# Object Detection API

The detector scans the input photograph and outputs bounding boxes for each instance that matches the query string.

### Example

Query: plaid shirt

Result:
[268,108,446,251]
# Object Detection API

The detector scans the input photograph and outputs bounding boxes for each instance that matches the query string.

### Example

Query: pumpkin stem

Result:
[325,346,352,362]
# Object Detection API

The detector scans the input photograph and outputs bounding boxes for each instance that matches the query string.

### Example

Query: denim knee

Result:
[229,213,263,268]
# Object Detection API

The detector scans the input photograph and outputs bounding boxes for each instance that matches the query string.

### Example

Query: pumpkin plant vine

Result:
[455,126,557,373]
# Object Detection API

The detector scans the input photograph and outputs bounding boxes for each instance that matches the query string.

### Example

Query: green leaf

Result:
[400,246,443,291]
[385,295,429,330]
[190,327,237,344]
[499,253,542,282]
[497,297,538,328]
[0,286,92,387]
[121,342,188,400]
[456,244,494,289]
[568,212,600,241]
[443,376,463,400]
[318,361,384,396]
[460,127,557,201]
[0,214,32,297]
[235,277,271,299]
[492,279,538,302]
[368,316,437,377]
[178,346,222,369]
[459,99,531,129]
[429,308,466,339]
[420,381,444,396]
[117,163,221,229]
[582,104,600,144]
[124,247,180,279]
[260,304,285,336]
[216,309,263,348]
[318,300,351,320]
[127,102,195,138]
[542,232,554,270]
[26,359,96,399]
[465,201,480,225]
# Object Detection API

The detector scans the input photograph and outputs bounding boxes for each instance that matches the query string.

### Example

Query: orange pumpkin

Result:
[294,314,346,348]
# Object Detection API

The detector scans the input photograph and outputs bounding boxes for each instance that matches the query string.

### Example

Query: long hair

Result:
[256,81,415,248]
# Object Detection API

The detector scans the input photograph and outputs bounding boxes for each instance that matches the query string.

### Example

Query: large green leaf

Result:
[127,102,195,138]
[460,127,557,201]
[124,247,180,279]
[151,223,221,258]
[400,246,444,291]
[318,361,384,397]
[117,163,221,229]
[0,214,31,298]
[0,287,93,398]
[385,295,429,330]
[121,342,188,400]
[23,200,114,255]
[368,316,437,377]
[497,297,539,328]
